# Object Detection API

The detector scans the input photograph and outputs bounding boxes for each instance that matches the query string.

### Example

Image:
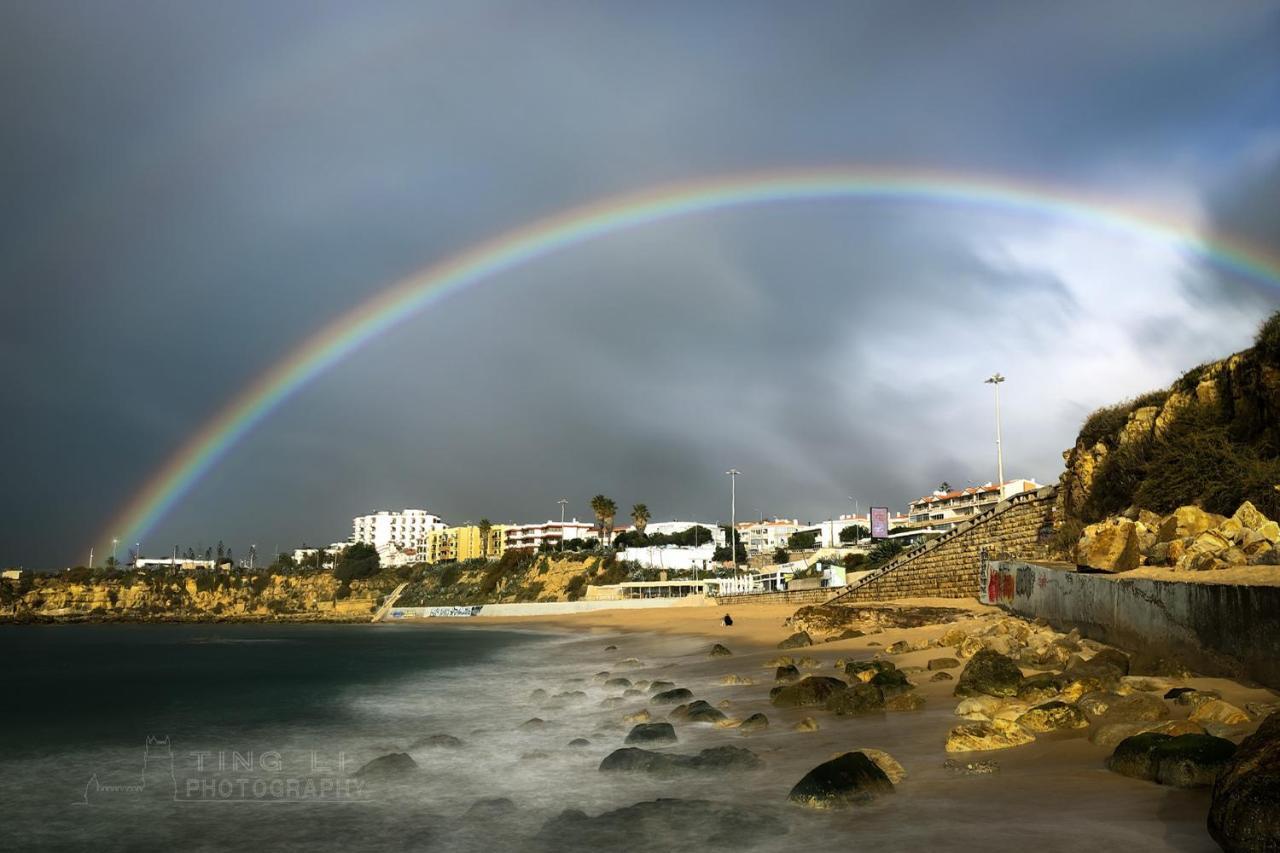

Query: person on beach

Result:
[722,613,733,627]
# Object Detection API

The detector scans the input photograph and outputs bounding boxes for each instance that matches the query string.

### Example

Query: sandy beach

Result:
[408,597,1279,851]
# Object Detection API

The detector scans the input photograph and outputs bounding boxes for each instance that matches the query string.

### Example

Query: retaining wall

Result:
[988,560,1280,689]
[384,596,714,619]
[713,588,838,607]
[829,486,1059,603]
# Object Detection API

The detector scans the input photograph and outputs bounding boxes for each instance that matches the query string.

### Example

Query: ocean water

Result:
[0,623,1221,853]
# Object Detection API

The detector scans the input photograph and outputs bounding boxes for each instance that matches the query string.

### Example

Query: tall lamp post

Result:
[725,470,741,575]
[985,373,1006,499]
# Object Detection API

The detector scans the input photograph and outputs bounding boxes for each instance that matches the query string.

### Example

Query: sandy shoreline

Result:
[401,596,1278,851]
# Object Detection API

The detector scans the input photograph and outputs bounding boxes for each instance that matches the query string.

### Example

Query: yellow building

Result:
[426,525,506,563]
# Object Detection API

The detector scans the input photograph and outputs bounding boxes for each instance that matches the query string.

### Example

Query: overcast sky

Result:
[3,1,1279,567]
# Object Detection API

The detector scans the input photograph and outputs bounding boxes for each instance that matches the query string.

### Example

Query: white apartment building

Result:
[504,520,597,551]
[737,519,807,554]
[352,509,447,561]
[907,479,1041,531]
[640,520,726,547]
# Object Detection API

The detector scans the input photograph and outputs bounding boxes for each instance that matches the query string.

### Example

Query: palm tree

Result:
[938,481,952,493]
[590,495,617,547]
[478,518,492,559]
[631,503,651,535]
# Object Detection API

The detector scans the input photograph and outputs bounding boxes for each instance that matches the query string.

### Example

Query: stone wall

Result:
[828,486,1059,603]
[988,560,1280,689]
[713,588,838,607]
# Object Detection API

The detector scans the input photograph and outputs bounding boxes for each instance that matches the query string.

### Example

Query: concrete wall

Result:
[713,588,838,607]
[829,486,1059,603]
[385,596,714,619]
[988,560,1280,689]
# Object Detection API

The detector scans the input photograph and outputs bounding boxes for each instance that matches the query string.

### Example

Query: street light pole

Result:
[725,470,741,574]
[112,538,118,566]
[985,373,1006,498]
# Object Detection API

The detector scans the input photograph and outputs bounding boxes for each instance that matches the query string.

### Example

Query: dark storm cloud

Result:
[2,0,1279,565]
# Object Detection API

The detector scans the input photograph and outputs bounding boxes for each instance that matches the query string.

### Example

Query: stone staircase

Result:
[371,582,409,622]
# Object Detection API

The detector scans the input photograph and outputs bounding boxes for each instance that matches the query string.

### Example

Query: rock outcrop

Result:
[1209,711,1280,852]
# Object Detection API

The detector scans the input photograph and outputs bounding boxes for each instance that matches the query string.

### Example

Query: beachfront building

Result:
[425,524,507,563]
[907,479,1041,531]
[352,509,447,559]
[737,519,807,555]
[292,543,349,569]
[503,520,597,552]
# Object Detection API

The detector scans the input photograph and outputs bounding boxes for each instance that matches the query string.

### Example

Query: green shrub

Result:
[772,548,790,565]
[1255,309,1280,364]
[841,553,867,570]
[437,563,462,588]
[565,575,587,601]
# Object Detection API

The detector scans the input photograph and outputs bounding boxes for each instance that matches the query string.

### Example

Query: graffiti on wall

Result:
[981,563,1031,605]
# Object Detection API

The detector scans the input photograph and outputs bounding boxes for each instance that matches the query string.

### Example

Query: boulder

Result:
[928,657,960,671]
[1076,518,1141,572]
[858,748,907,784]
[1077,691,1125,720]
[945,719,1035,752]
[669,700,727,724]
[1232,501,1271,531]
[411,734,464,749]
[954,650,1024,698]
[1016,701,1088,733]
[1091,719,1206,749]
[955,695,1004,720]
[1157,506,1226,543]
[1190,699,1250,727]
[778,631,814,650]
[567,738,591,748]
[737,713,769,733]
[519,718,549,731]
[787,752,894,809]
[709,643,733,658]
[886,640,912,654]
[1017,673,1068,705]
[720,674,754,686]
[625,723,678,745]
[1152,735,1237,788]
[825,683,885,715]
[651,688,694,705]
[771,676,849,708]
[623,709,652,724]
[1107,732,1172,781]
[604,677,632,689]
[1208,711,1280,852]
[354,752,417,779]
[599,745,762,777]
[1068,648,1131,680]
[647,680,676,694]
[931,671,955,682]
[885,692,926,712]
[1100,692,1169,724]
[775,664,801,683]
[845,659,896,682]
[793,717,820,732]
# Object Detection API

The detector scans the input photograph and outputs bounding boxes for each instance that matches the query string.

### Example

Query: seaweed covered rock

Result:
[1209,711,1280,852]
[625,723,678,745]
[669,700,727,724]
[787,752,894,809]
[1152,735,1237,788]
[651,688,694,705]
[775,664,801,683]
[599,745,762,777]
[770,676,848,708]
[825,683,885,716]
[709,643,733,658]
[954,650,1024,698]
[534,797,788,852]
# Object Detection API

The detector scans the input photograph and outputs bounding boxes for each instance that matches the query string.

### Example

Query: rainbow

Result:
[99,166,1280,548]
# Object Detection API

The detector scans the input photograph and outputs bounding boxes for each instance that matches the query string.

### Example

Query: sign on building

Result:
[870,506,889,539]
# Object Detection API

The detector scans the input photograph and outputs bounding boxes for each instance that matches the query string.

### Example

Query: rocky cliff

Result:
[1058,312,1280,529]
[1,570,400,622]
